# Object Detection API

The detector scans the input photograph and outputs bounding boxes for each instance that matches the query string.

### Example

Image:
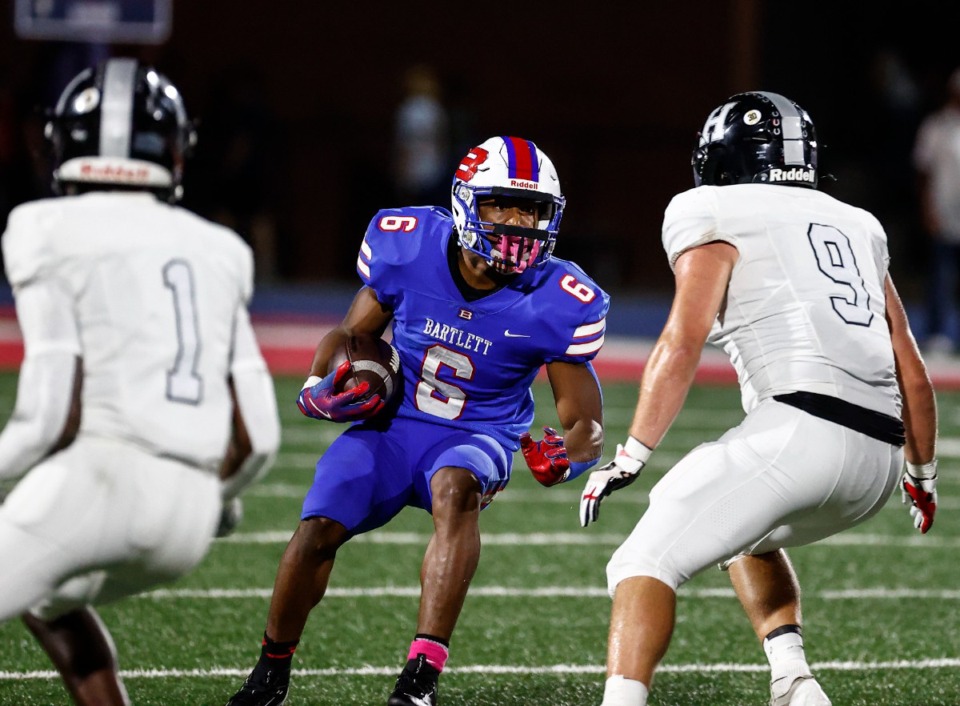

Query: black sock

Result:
[414,633,449,648]
[259,632,299,672]
[764,624,802,642]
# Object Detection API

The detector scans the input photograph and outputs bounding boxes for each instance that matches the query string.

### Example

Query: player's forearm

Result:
[0,353,77,482]
[900,371,938,465]
[0,420,58,483]
[221,366,281,500]
[627,337,701,448]
[884,274,937,464]
[630,243,730,449]
[892,328,937,464]
[563,418,603,464]
[310,287,394,377]
[221,448,278,502]
[308,328,352,377]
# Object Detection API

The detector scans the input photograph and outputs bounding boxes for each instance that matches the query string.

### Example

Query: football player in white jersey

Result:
[0,58,281,706]
[579,92,938,706]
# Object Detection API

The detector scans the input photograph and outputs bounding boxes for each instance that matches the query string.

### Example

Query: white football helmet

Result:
[451,136,565,274]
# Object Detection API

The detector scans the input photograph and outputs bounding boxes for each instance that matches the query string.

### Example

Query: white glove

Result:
[216,496,244,538]
[579,437,652,527]
[902,460,937,534]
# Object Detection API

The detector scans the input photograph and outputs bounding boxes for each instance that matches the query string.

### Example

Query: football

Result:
[328,333,402,406]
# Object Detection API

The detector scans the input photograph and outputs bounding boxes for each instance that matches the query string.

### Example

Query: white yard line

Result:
[936,438,960,457]
[218,531,627,545]
[246,483,651,503]
[218,530,960,548]
[3,658,960,681]
[138,586,960,600]
[247,482,960,510]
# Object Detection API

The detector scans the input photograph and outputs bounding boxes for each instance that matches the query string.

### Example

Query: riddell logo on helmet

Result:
[80,162,151,182]
[510,179,539,190]
[767,168,815,183]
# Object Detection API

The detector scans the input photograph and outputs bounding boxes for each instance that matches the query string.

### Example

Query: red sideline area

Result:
[0,316,959,389]
[234,321,960,390]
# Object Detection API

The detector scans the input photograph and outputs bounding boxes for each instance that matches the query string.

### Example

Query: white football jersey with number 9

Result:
[662,183,900,417]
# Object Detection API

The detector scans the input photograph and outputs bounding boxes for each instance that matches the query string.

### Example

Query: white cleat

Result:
[770,675,832,706]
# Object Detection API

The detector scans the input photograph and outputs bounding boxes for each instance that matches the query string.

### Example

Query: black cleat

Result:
[225,664,289,706]
[387,654,439,706]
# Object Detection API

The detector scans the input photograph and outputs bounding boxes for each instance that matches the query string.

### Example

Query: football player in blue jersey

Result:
[226,136,610,706]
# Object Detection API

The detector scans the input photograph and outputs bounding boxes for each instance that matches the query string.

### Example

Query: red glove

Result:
[519,426,570,486]
[297,360,384,423]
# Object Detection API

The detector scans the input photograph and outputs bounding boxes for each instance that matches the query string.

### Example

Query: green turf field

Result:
[0,374,958,705]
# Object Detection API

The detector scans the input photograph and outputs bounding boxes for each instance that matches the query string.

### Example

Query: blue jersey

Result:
[356,206,609,449]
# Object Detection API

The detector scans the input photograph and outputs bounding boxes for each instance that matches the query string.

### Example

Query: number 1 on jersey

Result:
[163,260,203,404]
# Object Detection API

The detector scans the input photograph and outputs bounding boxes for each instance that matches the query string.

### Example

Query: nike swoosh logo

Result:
[307,399,332,418]
[504,331,531,338]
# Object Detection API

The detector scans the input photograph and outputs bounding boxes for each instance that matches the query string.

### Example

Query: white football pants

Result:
[0,436,221,621]
[607,399,902,594]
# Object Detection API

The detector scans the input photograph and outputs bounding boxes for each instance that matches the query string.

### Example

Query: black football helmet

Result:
[691,91,818,189]
[45,57,196,202]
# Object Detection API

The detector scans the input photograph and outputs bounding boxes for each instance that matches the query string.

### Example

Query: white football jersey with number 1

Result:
[662,183,900,417]
[2,192,254,469]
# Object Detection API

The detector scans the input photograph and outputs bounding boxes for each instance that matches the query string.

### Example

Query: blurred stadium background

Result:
[0,2,959,326]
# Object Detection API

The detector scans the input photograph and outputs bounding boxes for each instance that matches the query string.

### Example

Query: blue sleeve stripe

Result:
[567,457,599,482]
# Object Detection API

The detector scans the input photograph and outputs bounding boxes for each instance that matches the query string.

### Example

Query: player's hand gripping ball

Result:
[298,334,401,423]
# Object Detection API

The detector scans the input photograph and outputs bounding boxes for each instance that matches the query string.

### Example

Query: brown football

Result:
[328,334,402,405]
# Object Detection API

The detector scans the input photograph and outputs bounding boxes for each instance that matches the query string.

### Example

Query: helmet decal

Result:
[502,136,539,182]
[55,68,95,115]
[100,58,137,158]
[755,91,805,166]
[455,146,490,183]
[71,87,100,115]
[699,102,736,145]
